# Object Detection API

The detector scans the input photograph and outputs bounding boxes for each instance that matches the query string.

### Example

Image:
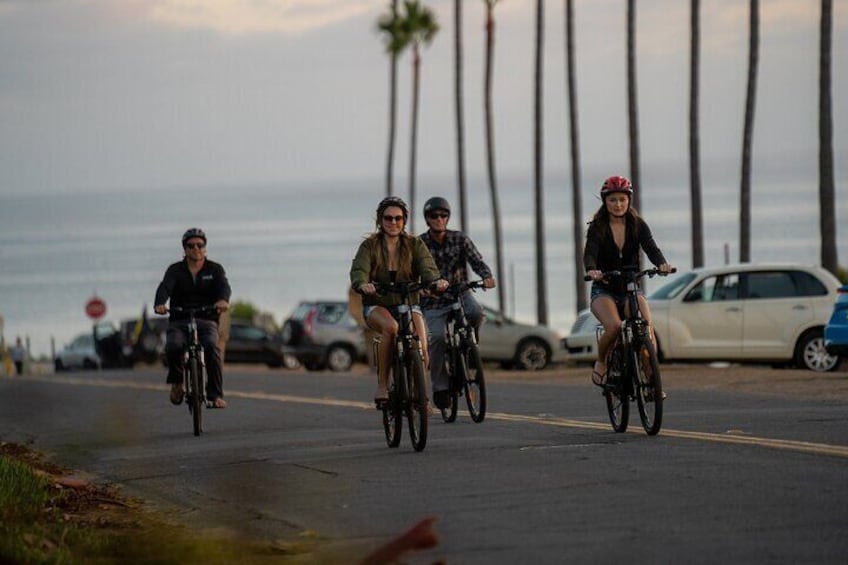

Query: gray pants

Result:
[424,291,483,393]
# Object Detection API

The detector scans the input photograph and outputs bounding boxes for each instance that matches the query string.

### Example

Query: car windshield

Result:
[649,272,697,300]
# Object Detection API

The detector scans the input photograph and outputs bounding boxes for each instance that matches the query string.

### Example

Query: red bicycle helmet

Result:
[600,175,633,197]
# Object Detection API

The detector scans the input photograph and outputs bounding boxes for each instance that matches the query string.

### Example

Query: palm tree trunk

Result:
[385,0,399,198]
[626,0,641,213]
[454,0,468,232]
[689,0,704,268]
[740,0,759,263]
[565,0,586,313]
[484,1,506,313]
[534,0,548,325]
[409,44,421,235]
[819,0,837,274]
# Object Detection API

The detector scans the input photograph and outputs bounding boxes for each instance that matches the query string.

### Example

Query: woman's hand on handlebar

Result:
[586,269,604,282]
[358,282,377,296]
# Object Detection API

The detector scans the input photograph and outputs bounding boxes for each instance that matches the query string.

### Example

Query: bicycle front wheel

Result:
[406,349,428,452]
[604,344,629,433]
[463,344,486,423]
[440,347,459,423]
[633,338,663,435]
[383,360,402,448]
[188,356,203,436]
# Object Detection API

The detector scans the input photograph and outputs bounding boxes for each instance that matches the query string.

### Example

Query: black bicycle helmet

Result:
[376,196,409,226]
[182,227,207,246]
[423,196,451,218]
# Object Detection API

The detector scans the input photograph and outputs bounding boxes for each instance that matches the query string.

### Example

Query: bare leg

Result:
[366,307,399,400]
[411,310,429,369]
[590,295,622,377]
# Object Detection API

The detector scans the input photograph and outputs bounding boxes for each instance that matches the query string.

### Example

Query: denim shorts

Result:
[364,304,422,320]
[590,284,642,305]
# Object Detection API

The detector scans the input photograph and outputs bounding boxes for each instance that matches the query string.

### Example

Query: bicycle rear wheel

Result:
[406,349,428,452]
[463,344,486,423]
[633,338,663,435]
[440,348,459,423]
[604,344,629,433]
[383,360,402,448]
[188,356,203,436]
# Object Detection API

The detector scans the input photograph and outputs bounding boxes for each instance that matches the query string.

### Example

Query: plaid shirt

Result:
[419,229,493,309]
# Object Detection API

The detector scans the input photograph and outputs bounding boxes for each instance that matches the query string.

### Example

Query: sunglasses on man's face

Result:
[382,215,405,223]
[184,242,206,250]
[428,213,449,220]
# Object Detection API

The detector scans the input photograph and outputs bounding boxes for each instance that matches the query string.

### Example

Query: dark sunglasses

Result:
[382,215,405,223]
[428,212,449,220]
[184,242,206,250]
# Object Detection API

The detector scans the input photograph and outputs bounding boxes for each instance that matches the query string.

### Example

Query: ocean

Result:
[1,169,846,357]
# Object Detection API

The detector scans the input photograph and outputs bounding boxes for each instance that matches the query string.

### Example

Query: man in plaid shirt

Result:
[419,197,496,410]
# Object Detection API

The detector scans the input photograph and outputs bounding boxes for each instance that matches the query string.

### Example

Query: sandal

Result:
[207,397,227,409]
[591,361,606,387]
[169,383,184,405]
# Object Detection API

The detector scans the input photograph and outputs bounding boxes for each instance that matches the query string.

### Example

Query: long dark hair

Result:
[587,197,642,237]
[364,231,414,281]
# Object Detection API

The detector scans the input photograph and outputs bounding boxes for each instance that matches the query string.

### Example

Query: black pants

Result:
[165,320,224,400]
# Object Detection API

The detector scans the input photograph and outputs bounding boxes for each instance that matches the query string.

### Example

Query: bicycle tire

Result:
[383,358,403,448]
[440,347,459,423]
[463,344,486,423]
[406,349,428,452]
[633,338,663,435]
[189,356,203,436]
[604,343,629,433]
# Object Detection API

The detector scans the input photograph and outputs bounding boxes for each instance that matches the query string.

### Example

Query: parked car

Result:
[224,320,288,367]
[119,315,168,366]
[281,301,367,371]
[563,263,843,372]
[55,333,100,371]
[824,284,848,358]
[477,306,567,370]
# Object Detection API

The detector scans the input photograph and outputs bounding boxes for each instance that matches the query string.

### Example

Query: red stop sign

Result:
[85,296,107,320]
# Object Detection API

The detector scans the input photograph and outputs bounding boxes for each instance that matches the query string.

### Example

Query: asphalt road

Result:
[1,364,847,564]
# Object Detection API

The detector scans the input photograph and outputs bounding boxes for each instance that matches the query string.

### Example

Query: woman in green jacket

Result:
[351,196,448,404]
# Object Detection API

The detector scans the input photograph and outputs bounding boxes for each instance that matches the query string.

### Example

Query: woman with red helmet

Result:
[584,176,674,385]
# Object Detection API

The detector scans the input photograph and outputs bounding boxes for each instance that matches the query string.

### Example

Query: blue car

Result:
[824,284,848,358]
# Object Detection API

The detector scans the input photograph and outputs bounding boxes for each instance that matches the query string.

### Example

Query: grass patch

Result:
[0,442,326,564]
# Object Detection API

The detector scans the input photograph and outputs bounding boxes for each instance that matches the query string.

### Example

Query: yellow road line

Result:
[24,375,848,458]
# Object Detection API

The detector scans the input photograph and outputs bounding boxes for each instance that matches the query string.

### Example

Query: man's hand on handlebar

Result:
[154,304,168,315]
[483,277,496,289]
[214,299,229,313]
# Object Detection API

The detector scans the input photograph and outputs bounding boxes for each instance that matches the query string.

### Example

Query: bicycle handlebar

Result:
[583,266,677,282]
[355,280,439,297]
[444,279,487,296]
[163,304,220,316]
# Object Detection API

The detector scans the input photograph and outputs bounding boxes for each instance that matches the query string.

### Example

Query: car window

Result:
[649,272,697,299]
[316,303,346,324]
[790,270,829,297]
[745,271,797,299]
[684,273,739,302]
[231,325,267,340]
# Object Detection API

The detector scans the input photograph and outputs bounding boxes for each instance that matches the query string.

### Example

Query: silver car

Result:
[54,333,101,371]
[477,306,567,370]
[563,263,842,372]
[281,301,367,372]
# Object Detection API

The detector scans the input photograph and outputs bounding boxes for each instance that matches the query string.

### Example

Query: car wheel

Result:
[514,338,550,371]
[795,329,840,372]
[283,354,301,370]
[326,345,354,372]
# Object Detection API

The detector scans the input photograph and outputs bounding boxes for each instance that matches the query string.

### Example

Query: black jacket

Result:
[154,259,231,322]
[583,215,666,294]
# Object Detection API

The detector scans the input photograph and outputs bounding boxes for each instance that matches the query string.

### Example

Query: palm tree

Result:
[377,1,401,198]
[454,0,468,232]
[689,0,704,268]
[483,0,506,313]
[381,1,439,234]
[534,0,548,325]
[626,0,641,213]
[739,0,759,263]
[818,0,837,274]
[565,0,586,312]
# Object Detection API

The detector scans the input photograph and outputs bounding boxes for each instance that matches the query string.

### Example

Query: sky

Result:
[1,0,846,198]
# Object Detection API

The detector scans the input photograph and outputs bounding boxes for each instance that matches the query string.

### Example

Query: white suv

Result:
[564,263,842,372]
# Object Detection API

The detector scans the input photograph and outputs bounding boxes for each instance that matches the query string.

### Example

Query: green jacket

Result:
[350,235,441,307]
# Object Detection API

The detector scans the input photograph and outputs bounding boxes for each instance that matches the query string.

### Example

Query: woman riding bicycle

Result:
[584,176,674,383]
[350,197,448,404]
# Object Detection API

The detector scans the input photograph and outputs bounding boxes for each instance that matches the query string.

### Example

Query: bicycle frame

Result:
[167,304,217,436]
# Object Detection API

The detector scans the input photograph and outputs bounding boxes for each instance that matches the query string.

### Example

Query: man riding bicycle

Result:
[419,197,496,410]
[154,228,231,408]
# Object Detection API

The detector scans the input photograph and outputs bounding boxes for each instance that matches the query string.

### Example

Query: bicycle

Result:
[366,281,432,452]
[438,280,487,423]
[585,267,674,436]
[163,304,219,437]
